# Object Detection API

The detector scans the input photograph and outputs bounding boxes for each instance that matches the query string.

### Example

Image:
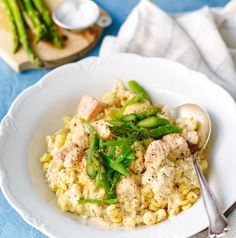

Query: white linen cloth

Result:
[99,0,236,99]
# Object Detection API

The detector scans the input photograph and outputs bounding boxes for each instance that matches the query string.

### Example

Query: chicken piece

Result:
[144,139,170,170]
[144,134,190,170]
[143,134,191,199]
[55,142,86,167]
[77,95,105,121]
[124,101,151,115]
[91,120,111,140]
[162,134,190,161]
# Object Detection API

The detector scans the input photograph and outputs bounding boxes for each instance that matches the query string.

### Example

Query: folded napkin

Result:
[99,0,236,99]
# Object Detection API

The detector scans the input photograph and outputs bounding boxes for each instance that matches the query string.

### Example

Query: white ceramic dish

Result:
[52,0,100,31]
[0,53,236,238]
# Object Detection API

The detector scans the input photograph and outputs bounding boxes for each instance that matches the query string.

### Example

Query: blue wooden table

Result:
[0,0,228,237]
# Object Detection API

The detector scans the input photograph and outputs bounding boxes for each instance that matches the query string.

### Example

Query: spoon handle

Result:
[193,158,228,238]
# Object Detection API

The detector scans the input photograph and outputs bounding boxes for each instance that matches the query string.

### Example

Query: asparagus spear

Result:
[86,133,99,178]
[1,0,19,53]
[149,125,182,139]
[32,0,63,48]
[8,0,43,66]
[128,80,152,103]
[104,157,130,177]
[23,0,47,43]
[18,0,37,37]
[137,116,170,128]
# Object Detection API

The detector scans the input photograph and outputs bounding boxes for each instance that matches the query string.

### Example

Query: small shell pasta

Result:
[54,133,66,148]
[143,211,157,225]
[156,209,167,222]
[40,80,208,228]
[186,191,198,203]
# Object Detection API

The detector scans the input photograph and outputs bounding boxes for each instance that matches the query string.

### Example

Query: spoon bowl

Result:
[174,103,211,152]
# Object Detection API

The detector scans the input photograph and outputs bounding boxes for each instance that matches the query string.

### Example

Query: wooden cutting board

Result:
[0,0,110,72]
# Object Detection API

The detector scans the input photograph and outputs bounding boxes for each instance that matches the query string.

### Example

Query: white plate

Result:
[0,53,236,238]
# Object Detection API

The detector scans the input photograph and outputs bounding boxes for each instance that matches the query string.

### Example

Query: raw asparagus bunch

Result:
[1,0,63,67]
[8,0,43,66]
[32,0,63,48]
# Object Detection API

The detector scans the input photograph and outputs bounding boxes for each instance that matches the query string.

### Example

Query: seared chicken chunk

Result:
[162,134,190,161]
[144,139,170,170]
[145,134,190,170]
[77,95,105,121]
[143,134,191,201]
[55,142,86,167]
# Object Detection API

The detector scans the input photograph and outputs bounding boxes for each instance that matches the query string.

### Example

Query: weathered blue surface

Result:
[0,0,228,237]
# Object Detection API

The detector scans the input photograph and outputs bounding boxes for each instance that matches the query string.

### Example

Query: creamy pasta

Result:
[40,80,207,227]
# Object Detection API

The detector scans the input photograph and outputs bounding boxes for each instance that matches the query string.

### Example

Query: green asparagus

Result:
[137,116,170,128]
[8,0,42,66]
[121,151,135,167]
[98,166,116,198]
[1,0,19,53]
[128,80,152,103]
[104,157,129,177]
[116,145,132,163]
[32,0,63,48]
[111,172,121,190]
[23,0,47,43]
[104,138,130,147]
[135,106,159,120]
[120,114,137,122]
[149,125,182,139]
[86,162,97,178]
[19,1,37,36]
[86,133,99,178]
[109,121,149,140]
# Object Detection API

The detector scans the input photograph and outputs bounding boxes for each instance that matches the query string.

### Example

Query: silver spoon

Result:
[174,103,228,238]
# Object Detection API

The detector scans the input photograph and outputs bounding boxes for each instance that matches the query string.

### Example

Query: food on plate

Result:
[40,80,208,227]
[1,0,62,66]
